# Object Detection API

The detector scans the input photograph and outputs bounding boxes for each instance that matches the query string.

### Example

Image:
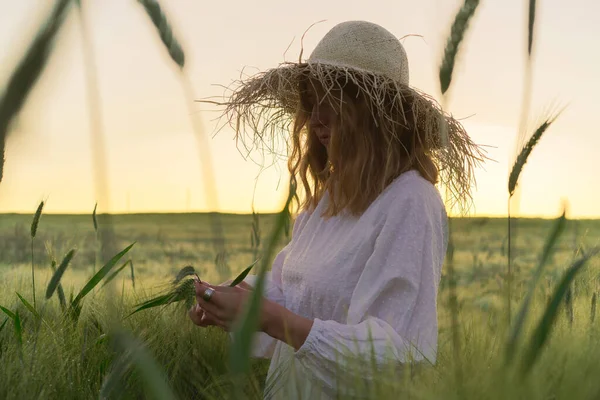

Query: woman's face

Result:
[306,83,335,148]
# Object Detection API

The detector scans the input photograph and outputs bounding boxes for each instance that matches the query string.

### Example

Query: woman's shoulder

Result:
[371,171,448,240]
[379,170,444,211]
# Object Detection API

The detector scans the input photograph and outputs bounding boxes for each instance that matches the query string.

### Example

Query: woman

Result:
[189,20,483,398]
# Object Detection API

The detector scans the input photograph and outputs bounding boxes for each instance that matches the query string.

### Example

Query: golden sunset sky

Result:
[0,0,598,218]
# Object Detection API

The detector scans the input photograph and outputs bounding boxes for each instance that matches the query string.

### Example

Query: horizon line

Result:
[1,211,598,220]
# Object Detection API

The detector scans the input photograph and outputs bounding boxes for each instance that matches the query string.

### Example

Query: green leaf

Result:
[129,294,175,316]
[0,0,72,182]
[102,260,132,288]
[0,305,15,320]
[521,248,600,376]
[229,259,259,287]
[505,211,566,364]
[16,292,40,319]
[439,0,481,94]
[46,249,76,299]
[136,0,185,68]
[72,243,135,306]
[50,260,67,313]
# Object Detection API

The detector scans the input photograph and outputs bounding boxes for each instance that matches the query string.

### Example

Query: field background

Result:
[3,212,599,308]
[1,212,600,399]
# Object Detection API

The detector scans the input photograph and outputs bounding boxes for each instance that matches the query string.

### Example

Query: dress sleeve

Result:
[234,210,310,358]
[293,193,447,391]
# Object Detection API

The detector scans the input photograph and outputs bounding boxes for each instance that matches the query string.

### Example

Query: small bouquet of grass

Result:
[129,261,259,316]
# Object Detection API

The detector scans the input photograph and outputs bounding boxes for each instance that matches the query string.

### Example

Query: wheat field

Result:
[1,211,599,398]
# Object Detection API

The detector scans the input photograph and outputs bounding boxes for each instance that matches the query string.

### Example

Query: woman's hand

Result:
[188,280,264,331]
[189,279,314,351]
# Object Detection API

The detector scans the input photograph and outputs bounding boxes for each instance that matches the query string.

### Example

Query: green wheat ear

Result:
[31,201,44,238]
[137,0,185,68]
[509,110,563,196]
[439,0,481,94]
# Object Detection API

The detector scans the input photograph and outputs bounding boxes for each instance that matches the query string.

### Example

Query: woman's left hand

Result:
[192,280,266,331]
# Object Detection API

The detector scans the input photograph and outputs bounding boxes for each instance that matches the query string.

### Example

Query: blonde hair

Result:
[288,76,439,217]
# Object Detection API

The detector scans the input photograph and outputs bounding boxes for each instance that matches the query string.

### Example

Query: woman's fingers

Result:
[194,280,227,319]
[194,280,221,304]
[202,312,228,330]
[189,304,228,329]
[200,281,239,293]
[189,304,208,326]
[237,281,254,291]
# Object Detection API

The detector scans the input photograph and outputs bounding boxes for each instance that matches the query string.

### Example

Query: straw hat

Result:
[211,20,485,210]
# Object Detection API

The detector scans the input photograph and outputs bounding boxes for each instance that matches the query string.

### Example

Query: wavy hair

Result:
[288,76,439,217]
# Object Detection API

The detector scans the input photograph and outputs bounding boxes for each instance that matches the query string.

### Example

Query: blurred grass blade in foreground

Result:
[527,0,537,56]
[505,210,566,364]
[101,329,178,400]
[439,0,480,94]
[0,0,72,183]
[521,248,600,376]
[228,181,296,396]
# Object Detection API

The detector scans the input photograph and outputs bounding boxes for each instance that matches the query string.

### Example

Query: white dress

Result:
[241,170,448,399]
